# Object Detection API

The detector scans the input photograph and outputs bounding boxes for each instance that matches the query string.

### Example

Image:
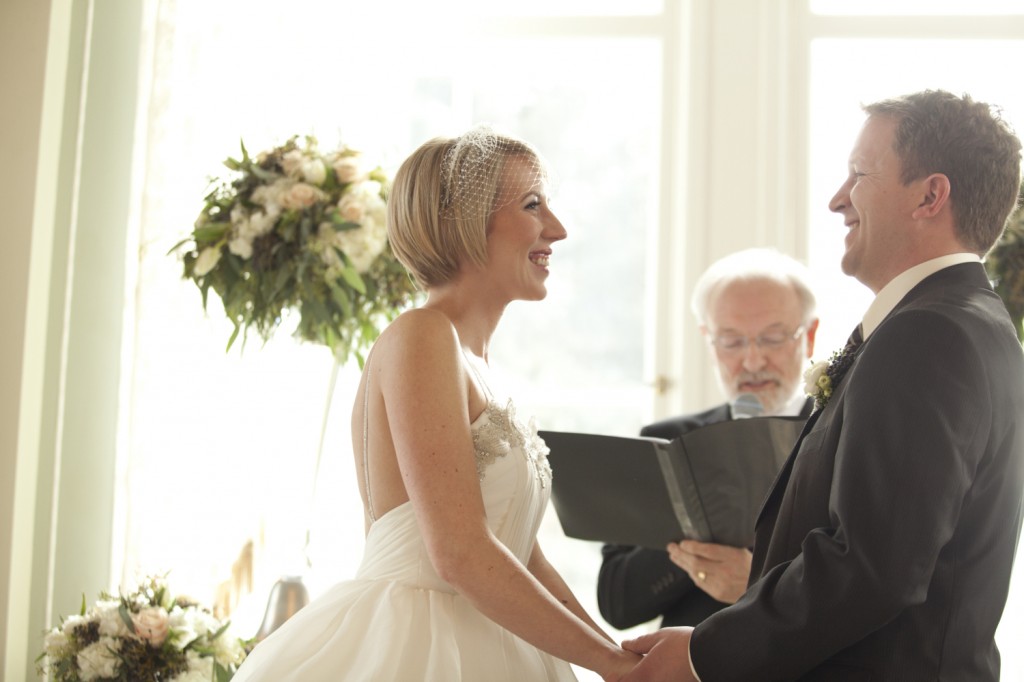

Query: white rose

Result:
[301,158,327,185]
[228,237,253,259]
[169,651,215,682]
[132,606,170,647]
[43,628,69,658]
[281,182,326,210]
[803,360,829,395]
[167,605,218,648]
[77,637,121,681]
[62,613,89,637]
[95,600,130,638]
[213,633,246,666]
[248,205,280,237]
[251,181,286,209]
[333,224,387,272]
[193,246,223,276]
[332,156,364,184]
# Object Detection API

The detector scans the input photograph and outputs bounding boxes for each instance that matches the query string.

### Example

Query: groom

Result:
[622,90,1024,681]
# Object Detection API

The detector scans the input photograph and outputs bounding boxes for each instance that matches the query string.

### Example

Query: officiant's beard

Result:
[720,370,796,416]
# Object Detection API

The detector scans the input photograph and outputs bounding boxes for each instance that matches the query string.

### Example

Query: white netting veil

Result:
[439,125,551,225]
[387,125,556,289]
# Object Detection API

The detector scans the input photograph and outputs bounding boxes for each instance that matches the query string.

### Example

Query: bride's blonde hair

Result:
[387,126,546,289]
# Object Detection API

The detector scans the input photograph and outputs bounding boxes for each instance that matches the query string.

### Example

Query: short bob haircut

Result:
[387,127,545,289]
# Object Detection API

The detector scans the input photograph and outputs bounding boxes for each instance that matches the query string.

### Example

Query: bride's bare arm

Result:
[527,543,616,643]
[374,310,639,680]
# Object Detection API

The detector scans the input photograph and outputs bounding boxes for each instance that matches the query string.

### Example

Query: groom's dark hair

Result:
[864,89,1022,254]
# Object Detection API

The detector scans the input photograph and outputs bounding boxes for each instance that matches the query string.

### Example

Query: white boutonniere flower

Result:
[804,360,833,411]
[805,337,864,412]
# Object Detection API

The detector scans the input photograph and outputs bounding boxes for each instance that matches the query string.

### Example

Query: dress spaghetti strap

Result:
[362,357,377,523]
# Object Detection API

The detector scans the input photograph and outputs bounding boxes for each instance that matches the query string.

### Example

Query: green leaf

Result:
[338,264,366,294]
[192,223,230,242]
[226,323,241,352]
[80,593,86,616]
[166,236,195,255]
[328,281,353,318]
[250,164,278,182]
[209,620,230,640]
[214,661,234,682]
[118,602,137,634]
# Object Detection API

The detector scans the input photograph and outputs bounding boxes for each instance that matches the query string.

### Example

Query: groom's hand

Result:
[620,627,698,682]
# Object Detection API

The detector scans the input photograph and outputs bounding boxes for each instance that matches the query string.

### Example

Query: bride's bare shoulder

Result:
[375,308,460,360]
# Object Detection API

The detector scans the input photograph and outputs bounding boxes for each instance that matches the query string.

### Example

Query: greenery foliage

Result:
[172,136,420,365]
[986,183,1024,341]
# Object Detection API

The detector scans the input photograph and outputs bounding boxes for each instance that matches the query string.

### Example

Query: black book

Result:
[540,416,806,550]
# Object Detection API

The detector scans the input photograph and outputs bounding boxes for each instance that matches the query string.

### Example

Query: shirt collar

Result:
[861,253,980,340]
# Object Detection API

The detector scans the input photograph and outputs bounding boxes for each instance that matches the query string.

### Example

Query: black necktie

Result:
[845,323,864,354]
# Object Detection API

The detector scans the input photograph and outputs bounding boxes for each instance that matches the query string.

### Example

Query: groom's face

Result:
[704,279,816,415]
[829,115,918,293]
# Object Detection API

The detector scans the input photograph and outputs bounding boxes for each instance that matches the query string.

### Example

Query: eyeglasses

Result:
[708,326,806,354]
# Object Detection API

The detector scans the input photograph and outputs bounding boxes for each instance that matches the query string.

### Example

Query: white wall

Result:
[1,1,144,679]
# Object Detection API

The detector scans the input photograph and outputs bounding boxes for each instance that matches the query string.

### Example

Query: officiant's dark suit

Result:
[599,248,819,630]
[598,400,812,629]
[619,91,1024,682]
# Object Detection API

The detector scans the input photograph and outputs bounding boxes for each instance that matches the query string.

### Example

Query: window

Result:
[123,2,671,674]
[803,15,1024,677]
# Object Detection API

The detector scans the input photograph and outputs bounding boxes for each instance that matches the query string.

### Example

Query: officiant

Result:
[597,247,819,629]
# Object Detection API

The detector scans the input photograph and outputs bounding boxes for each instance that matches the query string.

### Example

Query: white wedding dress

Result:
[233,367,577,681]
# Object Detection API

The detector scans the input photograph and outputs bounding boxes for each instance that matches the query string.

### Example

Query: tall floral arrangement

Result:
[37,576,247,682]
[986,183,1024,342]
[173,135,420,364]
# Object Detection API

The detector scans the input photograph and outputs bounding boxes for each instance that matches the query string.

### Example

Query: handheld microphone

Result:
[731,392,764,419]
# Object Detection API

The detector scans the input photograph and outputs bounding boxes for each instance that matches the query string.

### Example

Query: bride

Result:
[233,127,641,681]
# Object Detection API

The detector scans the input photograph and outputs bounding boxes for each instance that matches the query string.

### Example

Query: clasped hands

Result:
[602,628,697,682]
[604,540,751,681]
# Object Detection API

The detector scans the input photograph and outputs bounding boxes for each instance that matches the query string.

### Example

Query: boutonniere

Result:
[804,344,861,411]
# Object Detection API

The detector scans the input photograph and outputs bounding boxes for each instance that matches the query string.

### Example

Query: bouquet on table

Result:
[37,575,247,681]
[173,135,420,364]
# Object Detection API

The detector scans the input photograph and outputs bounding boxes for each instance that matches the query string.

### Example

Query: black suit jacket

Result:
[691,263,1024,681]
[598,400,813,629]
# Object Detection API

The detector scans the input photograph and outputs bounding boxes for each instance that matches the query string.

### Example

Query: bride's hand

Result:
[601,647,643,682]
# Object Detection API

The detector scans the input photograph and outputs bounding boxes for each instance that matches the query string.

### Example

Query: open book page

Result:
[541,416,805,549]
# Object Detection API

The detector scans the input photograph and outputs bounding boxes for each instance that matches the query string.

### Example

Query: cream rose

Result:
[132,606,170,647]
[332,156,363,184]
[281,182,326,210]
[280,149,305,178]
[336,194,366,223]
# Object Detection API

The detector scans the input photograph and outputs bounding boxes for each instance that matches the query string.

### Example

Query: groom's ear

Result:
[911,173,951,220]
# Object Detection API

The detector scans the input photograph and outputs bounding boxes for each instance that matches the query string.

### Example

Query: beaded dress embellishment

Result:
[471,398,553,488]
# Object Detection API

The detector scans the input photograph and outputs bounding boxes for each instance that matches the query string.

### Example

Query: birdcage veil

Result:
[439,125,551,224]
[387,125,554,288]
